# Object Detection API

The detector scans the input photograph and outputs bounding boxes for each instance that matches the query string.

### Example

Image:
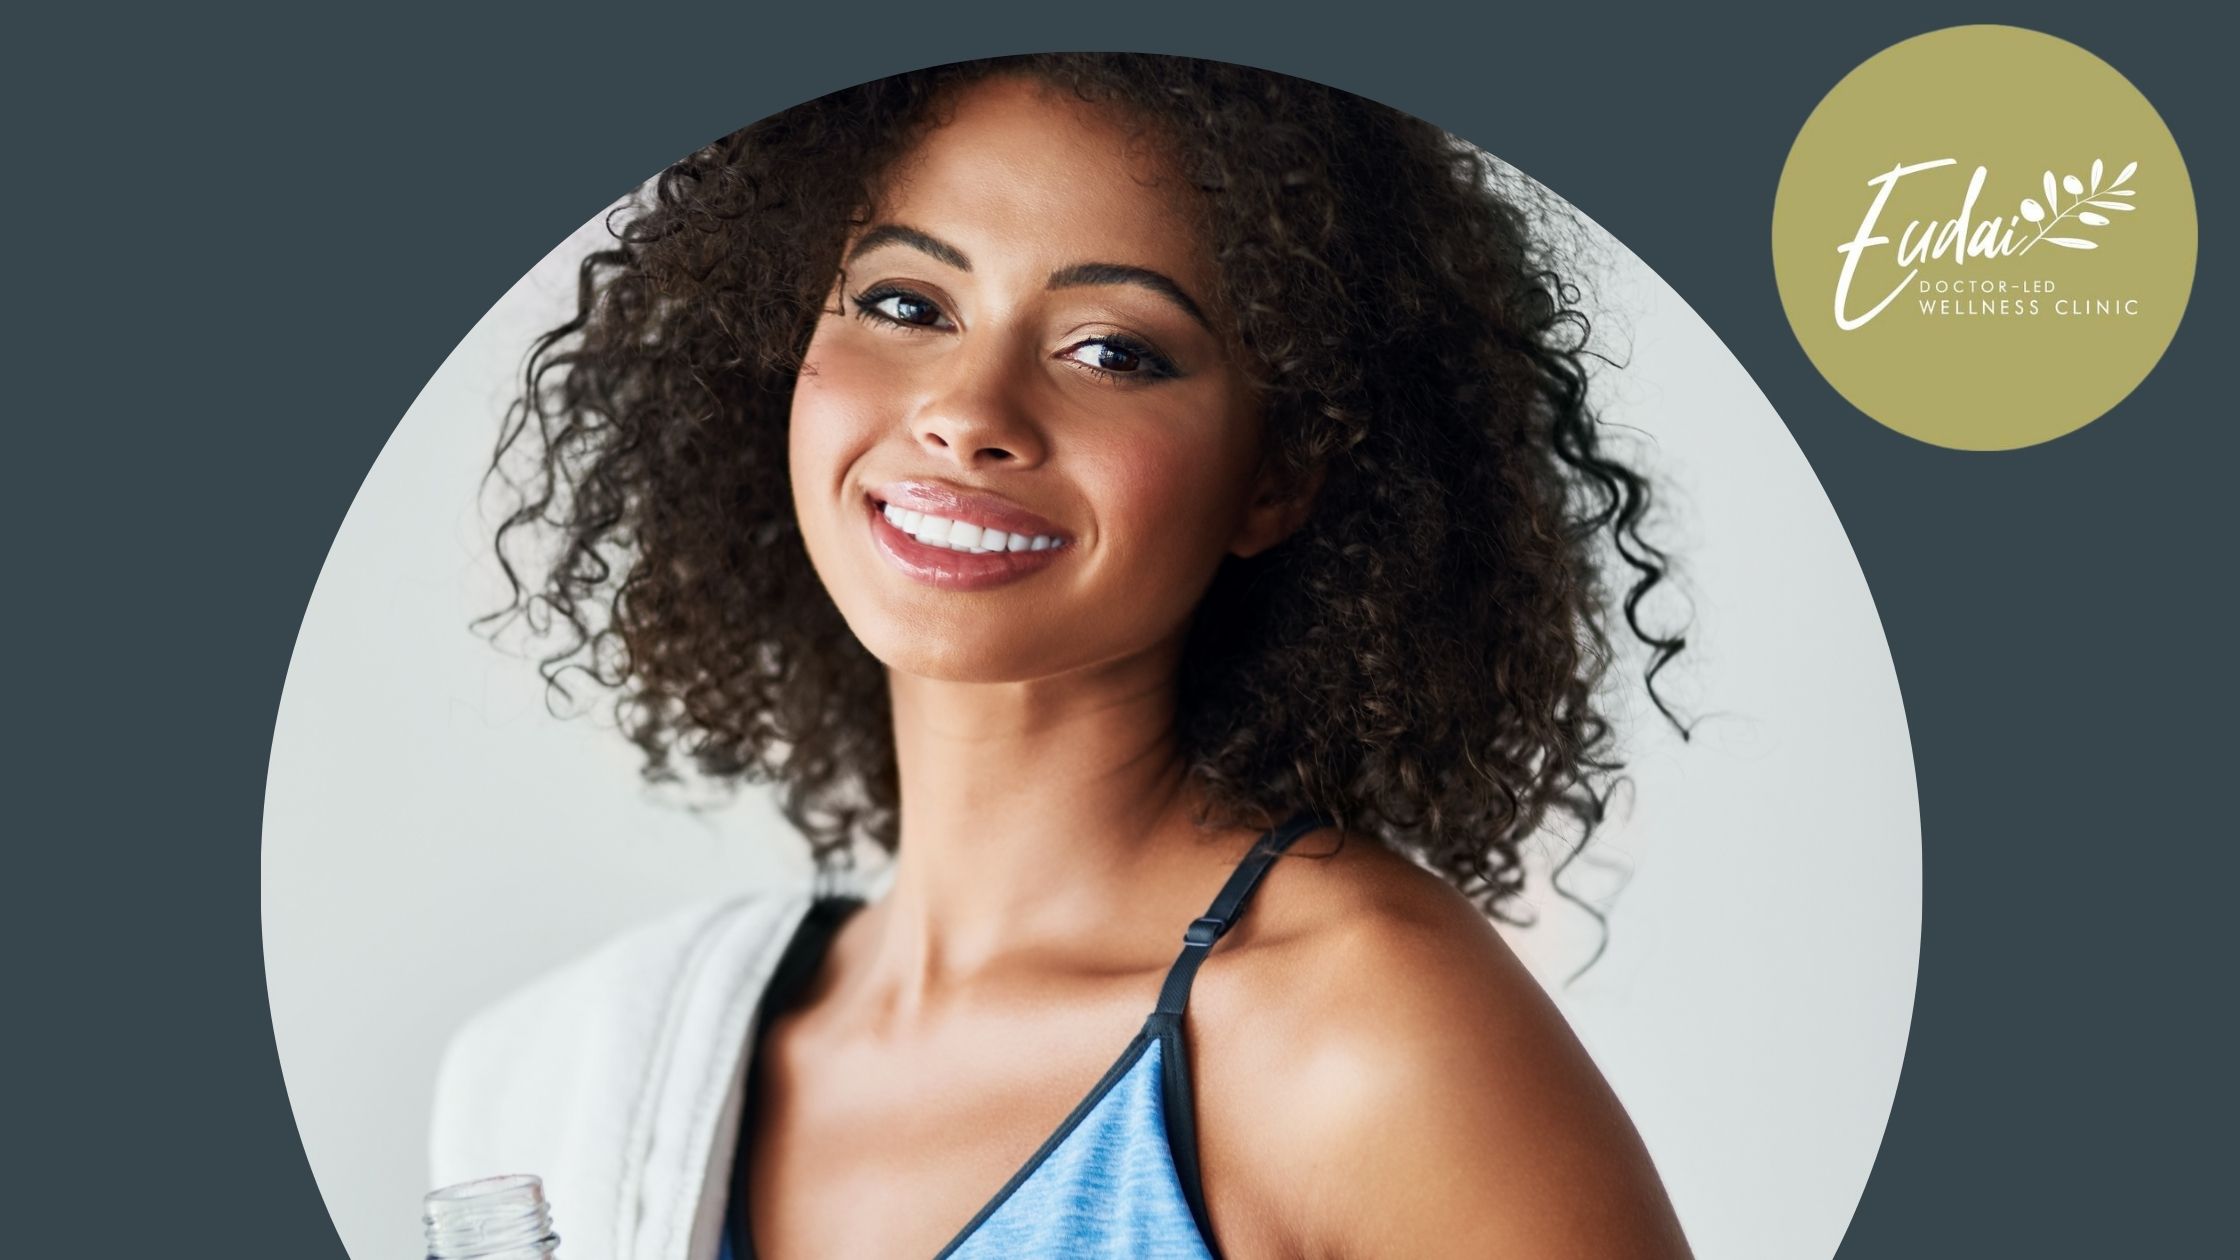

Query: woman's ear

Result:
[1229,459,1327,559]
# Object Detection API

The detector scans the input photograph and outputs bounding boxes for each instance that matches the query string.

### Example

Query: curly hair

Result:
[475,52,1690,975]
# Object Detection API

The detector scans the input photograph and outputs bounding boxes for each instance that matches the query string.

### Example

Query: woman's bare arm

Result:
[1248,883,1695,1259]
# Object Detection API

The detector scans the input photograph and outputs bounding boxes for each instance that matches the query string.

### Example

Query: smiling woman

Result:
[793,80,1291,687]
[430,54,1696,1259]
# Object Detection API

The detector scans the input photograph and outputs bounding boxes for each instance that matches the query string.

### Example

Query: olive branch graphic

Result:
[2016,158,2137,254]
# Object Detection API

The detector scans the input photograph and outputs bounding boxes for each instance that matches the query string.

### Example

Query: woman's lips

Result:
[870,479,1073,544]
[864,494,1071,592]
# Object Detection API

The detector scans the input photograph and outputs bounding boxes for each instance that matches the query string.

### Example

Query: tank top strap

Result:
[1152,807,1332,1017]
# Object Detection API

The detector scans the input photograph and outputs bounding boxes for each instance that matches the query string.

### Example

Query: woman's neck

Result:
[859,649,1240,1022]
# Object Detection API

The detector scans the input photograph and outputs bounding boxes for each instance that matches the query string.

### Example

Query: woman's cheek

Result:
[790,342,890,479]
[1097,422,1250,556]
[801,325,887,410]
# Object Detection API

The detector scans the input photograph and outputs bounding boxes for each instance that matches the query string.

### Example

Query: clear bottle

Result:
[423,1173,562,1259]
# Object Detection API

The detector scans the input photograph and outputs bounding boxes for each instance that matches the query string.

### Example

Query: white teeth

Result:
[880,501,1065,554]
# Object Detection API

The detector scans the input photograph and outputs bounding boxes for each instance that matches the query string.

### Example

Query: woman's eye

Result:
[849,287,948,330]
[1085,343,1140,372]
[848,288,1178,383]
[1061,336,1179,382]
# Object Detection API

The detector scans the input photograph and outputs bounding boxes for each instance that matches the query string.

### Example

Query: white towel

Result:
[427,883,818,1260]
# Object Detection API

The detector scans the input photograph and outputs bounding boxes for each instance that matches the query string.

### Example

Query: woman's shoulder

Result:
[1194,829,1692,1257]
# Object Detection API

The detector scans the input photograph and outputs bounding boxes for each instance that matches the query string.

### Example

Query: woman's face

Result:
[790,75,1294,684]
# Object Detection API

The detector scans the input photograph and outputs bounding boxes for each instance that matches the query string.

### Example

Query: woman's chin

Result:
[849,623,1057,685]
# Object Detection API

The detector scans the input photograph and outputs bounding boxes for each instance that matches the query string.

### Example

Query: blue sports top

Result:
[722,807,1332,1260]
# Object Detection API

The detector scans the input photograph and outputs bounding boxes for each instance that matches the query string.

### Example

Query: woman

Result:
[434,53,1694,1259]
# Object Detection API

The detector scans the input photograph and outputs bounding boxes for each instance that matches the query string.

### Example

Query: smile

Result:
[865,494,1072,591]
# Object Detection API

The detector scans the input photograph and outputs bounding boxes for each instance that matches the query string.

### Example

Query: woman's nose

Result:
[910,332,1049,467]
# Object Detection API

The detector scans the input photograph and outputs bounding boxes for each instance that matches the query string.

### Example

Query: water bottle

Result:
[423,1173,562,1258]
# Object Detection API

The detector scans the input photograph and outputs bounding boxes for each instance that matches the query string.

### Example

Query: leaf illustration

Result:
[2014,158,2142,256]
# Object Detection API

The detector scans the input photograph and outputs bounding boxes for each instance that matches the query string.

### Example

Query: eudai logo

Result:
[1833,156,2143,330]
[1771,24,2193,449]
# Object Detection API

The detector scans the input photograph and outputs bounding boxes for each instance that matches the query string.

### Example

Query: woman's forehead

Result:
[859,76,1211,284]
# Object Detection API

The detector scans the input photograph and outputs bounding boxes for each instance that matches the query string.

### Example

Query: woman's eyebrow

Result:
[1047,262,1212,334]
[846,222,1214,334]
[847,223,970,271]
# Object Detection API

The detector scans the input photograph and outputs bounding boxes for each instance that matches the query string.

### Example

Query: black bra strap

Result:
[1153,807,1332,1016]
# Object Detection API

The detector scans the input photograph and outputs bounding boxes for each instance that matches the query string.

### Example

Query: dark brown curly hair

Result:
[474,52,1690,976]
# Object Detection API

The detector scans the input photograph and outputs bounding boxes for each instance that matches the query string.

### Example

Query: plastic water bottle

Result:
[423,1173,562,1258]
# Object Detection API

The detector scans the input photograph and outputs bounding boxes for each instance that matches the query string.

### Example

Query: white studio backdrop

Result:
[264,161,1920,1260]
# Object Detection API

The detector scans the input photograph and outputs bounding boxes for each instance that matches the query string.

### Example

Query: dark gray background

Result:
[14,2,2224,1255]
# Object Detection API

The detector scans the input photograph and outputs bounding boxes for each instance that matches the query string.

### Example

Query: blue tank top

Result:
[723,807,1331,1259]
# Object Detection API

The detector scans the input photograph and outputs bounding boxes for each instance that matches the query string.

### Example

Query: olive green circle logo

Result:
[1771,25,2197,451]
